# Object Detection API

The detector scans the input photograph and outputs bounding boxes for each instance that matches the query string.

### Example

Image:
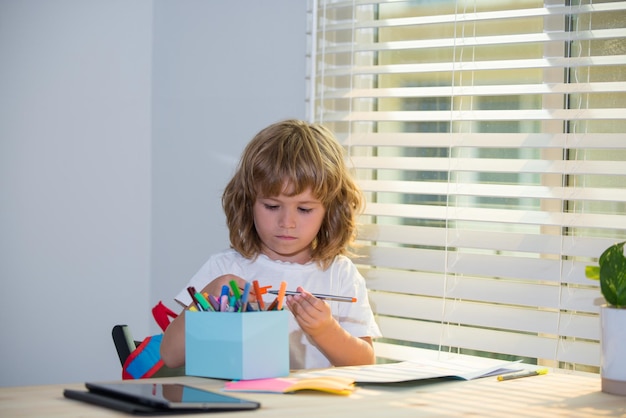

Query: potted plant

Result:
[585,241,626,396]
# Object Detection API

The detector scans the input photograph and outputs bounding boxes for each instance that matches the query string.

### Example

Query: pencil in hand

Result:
[268,289,357,303]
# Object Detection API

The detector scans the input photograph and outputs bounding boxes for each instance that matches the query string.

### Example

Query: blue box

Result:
[185,310,289,380]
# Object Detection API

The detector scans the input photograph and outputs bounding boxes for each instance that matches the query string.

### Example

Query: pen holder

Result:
[185,310,289,380]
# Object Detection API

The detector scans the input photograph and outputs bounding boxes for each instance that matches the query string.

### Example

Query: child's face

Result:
[253,187,325,264]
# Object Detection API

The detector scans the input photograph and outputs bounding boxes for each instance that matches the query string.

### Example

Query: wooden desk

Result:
[1,371,623,417]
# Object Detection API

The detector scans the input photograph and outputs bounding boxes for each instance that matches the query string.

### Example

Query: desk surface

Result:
[1,371,624,417]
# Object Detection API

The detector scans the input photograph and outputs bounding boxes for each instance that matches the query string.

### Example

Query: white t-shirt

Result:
[175,248,382,370]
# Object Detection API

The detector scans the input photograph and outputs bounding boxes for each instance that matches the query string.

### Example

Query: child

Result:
[160,119,382,370]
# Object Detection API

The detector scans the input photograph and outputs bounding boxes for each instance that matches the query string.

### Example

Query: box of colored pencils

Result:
[185,310,289,380]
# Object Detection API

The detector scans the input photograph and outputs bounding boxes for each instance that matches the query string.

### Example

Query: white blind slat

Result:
[343,133,625,149]
[322,55,626,77]
[323,3,626,29]
[323,29,626,54]
[358,180,626,203]
[352,157,626,176]
[364,203,626,230]
[326,82,626,99]
[376,316,599,366]
[363,268,563,309]
[360,246,565,283]
[358,224,620,257]
[370,291,598,339]
[325,108,626,122]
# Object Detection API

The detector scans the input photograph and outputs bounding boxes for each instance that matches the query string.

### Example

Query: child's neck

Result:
[260,248,312,265]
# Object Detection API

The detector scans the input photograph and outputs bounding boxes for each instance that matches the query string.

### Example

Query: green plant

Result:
[585,241,626,308]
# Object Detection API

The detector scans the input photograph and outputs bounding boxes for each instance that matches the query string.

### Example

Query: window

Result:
[309,0,626,370]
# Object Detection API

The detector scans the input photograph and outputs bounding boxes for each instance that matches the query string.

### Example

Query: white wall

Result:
[0,0,306,387]
[149,0,307,316]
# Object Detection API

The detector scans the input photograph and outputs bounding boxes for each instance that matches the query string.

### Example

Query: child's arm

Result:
[285,287,376,366]
[160,274,250,368]
[160,309,187,368]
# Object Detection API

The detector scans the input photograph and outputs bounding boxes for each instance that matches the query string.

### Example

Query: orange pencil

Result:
[253,280,271,311]
[276,281,287,310]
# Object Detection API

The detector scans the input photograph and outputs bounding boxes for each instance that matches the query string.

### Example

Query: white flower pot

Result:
[600,305,626,396]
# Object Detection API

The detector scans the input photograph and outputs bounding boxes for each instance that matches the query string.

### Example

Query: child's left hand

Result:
[285,286,334,336]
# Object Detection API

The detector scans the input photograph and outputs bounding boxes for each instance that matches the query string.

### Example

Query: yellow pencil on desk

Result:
[497,368,548,381]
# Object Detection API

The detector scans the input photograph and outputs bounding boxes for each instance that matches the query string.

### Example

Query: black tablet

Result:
[82,382,260,411]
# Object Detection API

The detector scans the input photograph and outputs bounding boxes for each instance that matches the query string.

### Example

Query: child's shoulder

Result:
[333,253,359,263]
[205,248,247,265]
[328,254,359,272]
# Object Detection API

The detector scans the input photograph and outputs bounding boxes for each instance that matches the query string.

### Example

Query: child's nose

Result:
[279,210,296,228]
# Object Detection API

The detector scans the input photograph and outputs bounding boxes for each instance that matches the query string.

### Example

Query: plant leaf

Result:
[585,266,599,280]
[598,241,626,308]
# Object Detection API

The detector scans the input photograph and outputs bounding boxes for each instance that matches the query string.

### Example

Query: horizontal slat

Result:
[351,157,626,175]
[367,277,599,318]
[362,268,449,298]
[375,316,599,367]
[558,312,600,340]
[341,132,625,149]
[359,245,563,282]
[357,224,620,258]
[357,180,626,203]
[356,245,447,274]
[372,342,445,363]
[371,292,562,334]
[321,28,626,54]
[320,3,626,30]
[363,267,604,314]
[357,245,602,286]
[323,82,626,99]
[371,340,598,367]
[324,108,626,123]
[370,291,599,339]
[363,267,563,307]
[358,224,448,247]
[320,55,626,77]
[371,341,521,364]
[364,203,626,230]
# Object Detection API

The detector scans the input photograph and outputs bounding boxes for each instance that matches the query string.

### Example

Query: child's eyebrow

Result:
[296,200,323,205]
[261,196,322,205]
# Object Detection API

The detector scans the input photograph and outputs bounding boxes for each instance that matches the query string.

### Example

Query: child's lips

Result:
[276,235,297,240]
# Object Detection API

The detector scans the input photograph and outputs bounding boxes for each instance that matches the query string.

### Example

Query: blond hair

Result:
[222,119,363,269]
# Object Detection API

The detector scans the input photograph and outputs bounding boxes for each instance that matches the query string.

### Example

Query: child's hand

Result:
[286,286,333,336]
[200,274,254,301]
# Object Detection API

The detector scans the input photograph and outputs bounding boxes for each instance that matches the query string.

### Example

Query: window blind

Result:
[309,0,626,370]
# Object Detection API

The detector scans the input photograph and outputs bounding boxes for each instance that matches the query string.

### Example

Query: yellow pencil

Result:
[497,368,548,381]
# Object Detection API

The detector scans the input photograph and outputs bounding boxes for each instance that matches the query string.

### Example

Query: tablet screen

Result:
[85,382,260,410]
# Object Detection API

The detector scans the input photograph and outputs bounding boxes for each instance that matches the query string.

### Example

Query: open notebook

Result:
[292,358,523,384]
[223,358,522,396]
